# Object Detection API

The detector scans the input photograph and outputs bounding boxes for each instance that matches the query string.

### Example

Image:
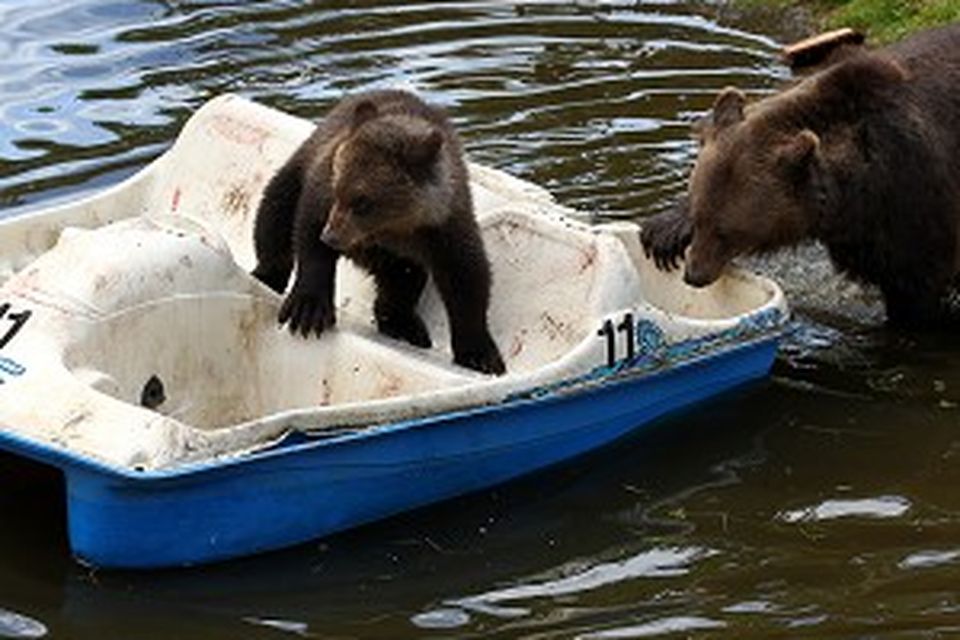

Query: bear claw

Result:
[639,203,692,273]
[279,290,336,338]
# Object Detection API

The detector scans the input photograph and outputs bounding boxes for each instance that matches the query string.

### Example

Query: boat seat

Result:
[336,206,643,375]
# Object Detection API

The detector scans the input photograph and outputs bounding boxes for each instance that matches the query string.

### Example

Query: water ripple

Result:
[414,545,717,629]
[0,608,46,639]
[899,549,960,571]
[0,0,783,216]
[778,495,912,524]
[577,616,727,639]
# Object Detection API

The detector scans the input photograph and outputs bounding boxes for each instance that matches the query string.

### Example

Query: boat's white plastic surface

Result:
[0,95,786,471]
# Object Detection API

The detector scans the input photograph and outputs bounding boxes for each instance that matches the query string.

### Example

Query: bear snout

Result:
[320,224,347,251]
[683,269,714,288]
[683,260,722,288]
[682,235,730,288]
[321,205,364,252]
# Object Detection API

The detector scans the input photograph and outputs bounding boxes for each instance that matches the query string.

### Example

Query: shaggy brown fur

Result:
[641,23,960,327]
[252,89,505,374]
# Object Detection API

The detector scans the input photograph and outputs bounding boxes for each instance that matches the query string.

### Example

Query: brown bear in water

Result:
[640,23,960,328]
[251,89,505,375]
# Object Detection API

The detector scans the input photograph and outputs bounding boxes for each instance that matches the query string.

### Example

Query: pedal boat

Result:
[0,95,787,568]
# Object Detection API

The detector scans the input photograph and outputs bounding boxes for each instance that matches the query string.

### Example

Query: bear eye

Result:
[351,195,374,217]
[713,228,734,247]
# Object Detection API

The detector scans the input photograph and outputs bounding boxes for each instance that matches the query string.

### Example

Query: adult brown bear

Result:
[640,23,960,328]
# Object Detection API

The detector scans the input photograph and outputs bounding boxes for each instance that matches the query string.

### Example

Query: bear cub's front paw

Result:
[454,334,506,376]
[278,288,336,338]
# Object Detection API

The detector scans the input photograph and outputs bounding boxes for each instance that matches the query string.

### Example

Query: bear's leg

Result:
[363,249,432,348]
[425,221,505,375]
[279,197,339,338]
[252,158,303,294]
[639,196,692,271]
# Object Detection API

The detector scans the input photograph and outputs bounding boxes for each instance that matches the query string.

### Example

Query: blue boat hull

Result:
[8,334,779,569]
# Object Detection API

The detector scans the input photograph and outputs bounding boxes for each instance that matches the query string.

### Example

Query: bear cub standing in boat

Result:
[251,89,506,375]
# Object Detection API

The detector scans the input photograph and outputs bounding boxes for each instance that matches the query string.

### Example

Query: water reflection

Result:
[778,496,912,524]
[417,546,717,627]
[241,616,310,637]
[0,609,47,639]
[577,616,726,639]
[0,0,784,218]
[899,549,960,571]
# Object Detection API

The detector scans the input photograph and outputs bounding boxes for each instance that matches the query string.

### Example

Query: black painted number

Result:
[598,312,635,367]
[0,303,31,351]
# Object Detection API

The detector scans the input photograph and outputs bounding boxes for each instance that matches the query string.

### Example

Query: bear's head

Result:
[682,87,823,287]
[322,100,450,252]
[682,53,906,288]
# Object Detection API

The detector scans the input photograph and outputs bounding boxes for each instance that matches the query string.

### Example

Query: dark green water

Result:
[3,2,960,638]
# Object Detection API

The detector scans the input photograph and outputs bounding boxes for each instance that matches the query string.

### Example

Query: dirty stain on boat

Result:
[2,1,960,639]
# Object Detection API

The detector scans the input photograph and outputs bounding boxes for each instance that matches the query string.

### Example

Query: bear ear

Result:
[351,100,379,129]
[403,128,444,168]
[712,87,747,130]
[777,129,820,173]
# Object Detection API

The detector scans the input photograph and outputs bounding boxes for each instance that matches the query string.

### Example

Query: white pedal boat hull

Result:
[0,95,787,568]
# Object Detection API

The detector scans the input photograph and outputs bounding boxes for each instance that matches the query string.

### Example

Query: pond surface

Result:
[3,1,960,638]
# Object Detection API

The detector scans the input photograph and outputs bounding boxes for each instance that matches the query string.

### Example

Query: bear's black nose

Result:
[321,226,345,251]
[683,267,715,288]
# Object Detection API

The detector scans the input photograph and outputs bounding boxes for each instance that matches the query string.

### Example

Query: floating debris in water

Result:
[778,495,911,523]
[0,609,47,639]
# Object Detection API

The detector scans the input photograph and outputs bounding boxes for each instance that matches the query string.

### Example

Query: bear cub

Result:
[641,23,960,328]
[252,89,506,375]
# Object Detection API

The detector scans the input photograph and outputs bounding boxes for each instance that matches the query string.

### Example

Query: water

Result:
[2,1,960,638]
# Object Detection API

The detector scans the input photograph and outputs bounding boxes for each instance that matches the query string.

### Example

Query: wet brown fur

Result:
[252,89,505,374]
[641,23,960,327]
